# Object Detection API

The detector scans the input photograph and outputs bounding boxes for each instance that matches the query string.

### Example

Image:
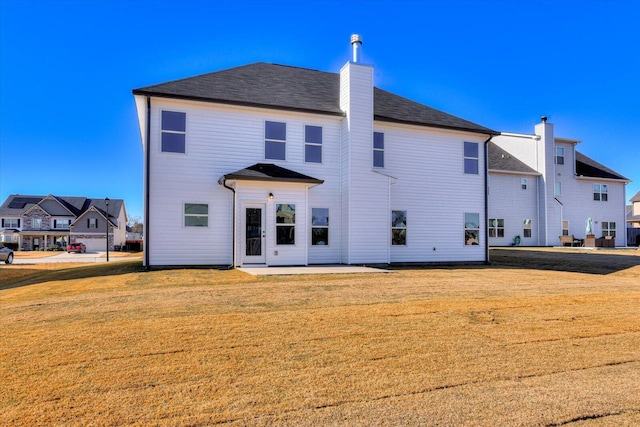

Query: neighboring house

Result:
[0,195,127,251]
[488,118,630,247]
[627,191,640,228]
[133,36,499,268]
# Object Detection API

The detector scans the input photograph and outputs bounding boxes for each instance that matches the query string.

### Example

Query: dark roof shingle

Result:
[575,151,629,181]
[133,62,497,135]
[224,163,323,184]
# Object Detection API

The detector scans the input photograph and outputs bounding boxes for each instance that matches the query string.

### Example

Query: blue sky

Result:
[1,0,638,221]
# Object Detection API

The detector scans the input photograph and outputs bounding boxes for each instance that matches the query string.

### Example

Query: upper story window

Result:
[555,181,562,196]
[33,218,42,229]
[88,218,98,229]
[305,125,322,163]
[184,203,209,227]
[161,111,186,153]
[265,121,286,160]
[521,178,528,190]
[311,208,329,246]
[54,219,70,229]
[464,142,479,174]
[555,147,565,165]
[373,132,384,168]
[391,210,407,245]
[276,204,295,245]
[593,184,608,201]
[464,213,480,245]
[2,218,20,228]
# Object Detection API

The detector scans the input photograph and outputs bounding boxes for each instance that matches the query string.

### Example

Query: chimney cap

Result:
[351,34,363,45]
[541,116,548,123]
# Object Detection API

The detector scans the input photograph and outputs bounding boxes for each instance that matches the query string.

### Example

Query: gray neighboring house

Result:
[0,194,127,251]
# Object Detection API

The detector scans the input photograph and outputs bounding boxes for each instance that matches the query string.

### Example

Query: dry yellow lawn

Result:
[1,248,639,426]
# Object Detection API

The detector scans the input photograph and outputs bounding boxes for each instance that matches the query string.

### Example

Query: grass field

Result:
[1,248,639,426]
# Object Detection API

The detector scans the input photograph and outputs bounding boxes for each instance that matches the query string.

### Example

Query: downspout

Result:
[484,135,493,264]
[220,177,236,268]
[144,95,151,269]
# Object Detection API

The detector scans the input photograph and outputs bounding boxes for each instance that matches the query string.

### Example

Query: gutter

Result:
[144,95,151,269]
[484,134,493,264]
[219,177,236,269]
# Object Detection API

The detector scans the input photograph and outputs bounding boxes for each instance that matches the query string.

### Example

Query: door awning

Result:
[223,163,324,185]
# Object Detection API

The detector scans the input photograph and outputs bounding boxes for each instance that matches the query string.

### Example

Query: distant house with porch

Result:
[0,195,127,251]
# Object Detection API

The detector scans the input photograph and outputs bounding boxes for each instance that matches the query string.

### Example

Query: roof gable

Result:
[133,62,497,135]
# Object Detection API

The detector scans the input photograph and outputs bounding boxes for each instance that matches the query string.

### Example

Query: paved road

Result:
[12,252,135,264]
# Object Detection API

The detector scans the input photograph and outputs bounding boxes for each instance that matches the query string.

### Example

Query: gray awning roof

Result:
[223,163,324,184]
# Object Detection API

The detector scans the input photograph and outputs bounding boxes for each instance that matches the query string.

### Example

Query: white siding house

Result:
[133,37,498,268]
[489,118,630,247]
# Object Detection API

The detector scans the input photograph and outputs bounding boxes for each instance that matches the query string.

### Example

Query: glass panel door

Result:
[244,205,266,264]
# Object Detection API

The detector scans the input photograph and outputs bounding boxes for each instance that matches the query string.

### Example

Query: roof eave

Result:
[374,115,499,136]
[132,90,346,118]
[574,175,631,183]
[223,175,324,185]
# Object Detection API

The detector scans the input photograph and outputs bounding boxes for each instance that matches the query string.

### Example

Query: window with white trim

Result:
[391,210,407,245]
[464,213,480,245]
[33,218,42,229]
[88,218,98,229]
[521,178,527,190]
[464,142,479,174]
[184,203,208,227]
[593,184,608,201]
[265,121,286,160]
[555,147,565,165]
[161,111,186,153]
[523,219,532,238]
[311,208,329,245]
[54,219,70,229]
[555,181,562,196]
[602,221,616,238]
[3,218,20,228]
[488,218,504,238]
[562,220,569,236]
[276,204,295,245]
[305,125,322,163]
[373,132,384,167]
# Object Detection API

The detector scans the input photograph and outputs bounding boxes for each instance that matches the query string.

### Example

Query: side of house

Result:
[133,38,497,268]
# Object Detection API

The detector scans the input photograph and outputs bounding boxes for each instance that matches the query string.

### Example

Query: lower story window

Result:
[184,203,208,227]
[276,204,295,245]
[311,208,329,245]
[602,221,616,237]
[391,210,407,245]
[562,220,569,236]
[464,213,480,245]
[523,219,532,238]
[488,218,504,238]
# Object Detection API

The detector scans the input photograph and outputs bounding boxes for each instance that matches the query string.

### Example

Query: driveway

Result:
[12,252,134,264]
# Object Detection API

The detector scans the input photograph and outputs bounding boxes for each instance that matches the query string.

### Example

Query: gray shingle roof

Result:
[133,62,497,135]
[575,151,629,181]
[488,142,539,175]
[0,194,124,221]
[224,163,323,184]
